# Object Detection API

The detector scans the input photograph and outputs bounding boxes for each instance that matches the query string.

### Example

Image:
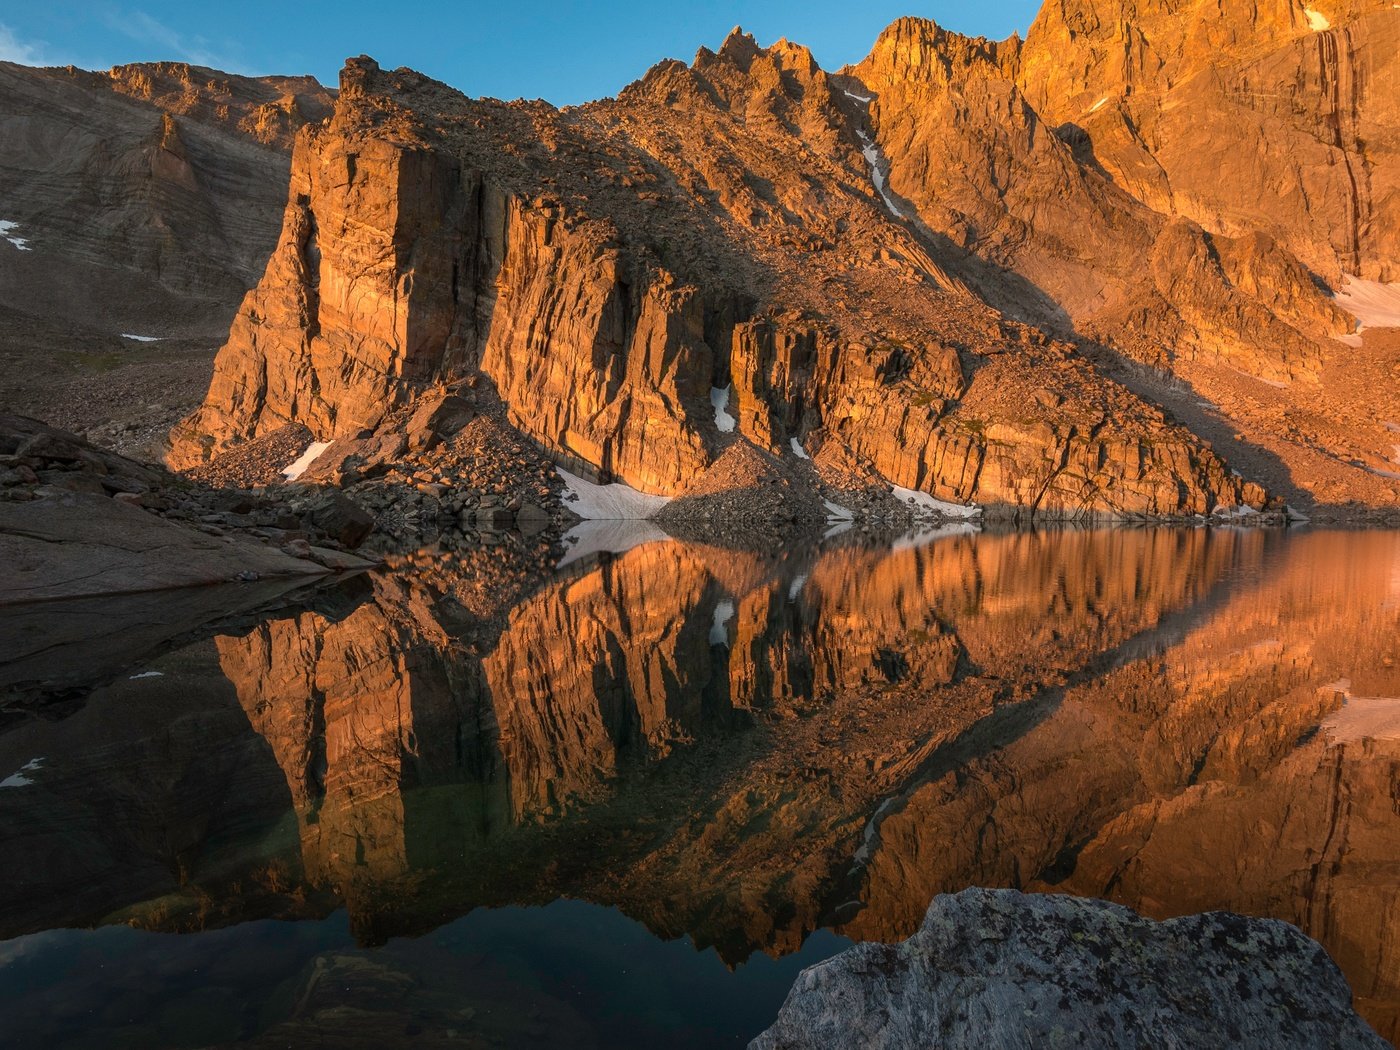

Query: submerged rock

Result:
[752,888,1385,1049]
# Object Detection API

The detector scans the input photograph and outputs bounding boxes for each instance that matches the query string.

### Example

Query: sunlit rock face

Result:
[167,51,1252,519]
[842,530,1400,1041]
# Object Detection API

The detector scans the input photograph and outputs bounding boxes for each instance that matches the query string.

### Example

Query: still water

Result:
[1,527,1398,1047]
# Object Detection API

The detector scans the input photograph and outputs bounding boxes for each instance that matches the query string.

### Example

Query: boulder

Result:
[306,492,375,549]
[752,888,1385,1049]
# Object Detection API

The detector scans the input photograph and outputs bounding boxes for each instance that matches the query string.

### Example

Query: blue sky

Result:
[0,2,1040,105]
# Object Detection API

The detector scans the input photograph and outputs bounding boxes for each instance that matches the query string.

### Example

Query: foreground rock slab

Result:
[752,888,1385,1050]
[0,492,344,602]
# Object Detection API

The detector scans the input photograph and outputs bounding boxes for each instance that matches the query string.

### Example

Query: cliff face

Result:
[1018,0,1400,283]
[169,52,1254,519]
[0,61,332,317]
[850,16,1356,383]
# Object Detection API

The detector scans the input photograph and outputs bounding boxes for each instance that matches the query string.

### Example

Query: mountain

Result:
[3,1,1398,520]
[0,61,333,451]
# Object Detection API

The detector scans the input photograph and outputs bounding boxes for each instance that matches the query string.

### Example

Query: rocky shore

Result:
[0,414,374,602]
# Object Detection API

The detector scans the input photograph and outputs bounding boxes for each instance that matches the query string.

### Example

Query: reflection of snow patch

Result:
[0,219,32,251]
[0,757,44,789]
[1304,7,1330,30]
[556,519,670,568]
[787,574,808,600]
[824,518,855,539]
[824,499,853,521]
[558,467,670,520]
[892,485,982,519]
[1322,683,1400,743]
[856,129,907,219]
[128,671,164,680]
[710,599,735,646]
[1335,277,1400,329]
[120,333,161,343]
[892,523,979,551]
[282,441,332,481]
[789,437,810,460]
[710,386,736,433]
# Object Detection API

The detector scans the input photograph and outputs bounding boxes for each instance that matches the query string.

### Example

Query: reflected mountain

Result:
[2,527,1398,1042]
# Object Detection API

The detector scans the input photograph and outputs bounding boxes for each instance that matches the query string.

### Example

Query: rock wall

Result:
[169,52,1260,518]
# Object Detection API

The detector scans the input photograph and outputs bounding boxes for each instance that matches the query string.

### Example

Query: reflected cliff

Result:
[2,527,1398,1045]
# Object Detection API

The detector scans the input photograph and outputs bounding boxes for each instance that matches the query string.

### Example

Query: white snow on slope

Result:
[710,386,736,433]
[824,499,853,520]
[282,441,332,481]
[843,86,909,219]
[856,129,907,219]
[1335,277,1400,330]
[789,437,810,460]
[0,758,44,789]
[0,219,32,251]
[1088,96,1109,113]
[120,333,161,342]
[129,671,164,680]
[556,518,671,568]
[1305,7,1331,30]
[891,485,982,519]
[710,599,736,646]
[558,467,671,519]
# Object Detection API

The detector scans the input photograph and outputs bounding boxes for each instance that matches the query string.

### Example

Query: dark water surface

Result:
[2,527,1398,1047]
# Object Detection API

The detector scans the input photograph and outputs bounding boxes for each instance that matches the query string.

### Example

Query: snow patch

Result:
[1088,96,1109,114]
[0,758,44,789]
[710,386,736,433]
[557,467,670,520]
[709,600,736,646]
[843,88,873,104]
[120,333,161,343]
[1304,7,1330,30]
[856,129,907,219]
[282,441,332,482]
[0,219,32,251]
[128,671,164,680]
[556,519,670,568]
[1212,504,1263,520]
[789,437,810,460]
[823,499,854,521]
[1334,277,1400,329]
[891,485,982,519]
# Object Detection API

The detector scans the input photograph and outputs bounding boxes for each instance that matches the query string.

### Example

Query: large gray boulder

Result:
[752,888,1385,1049]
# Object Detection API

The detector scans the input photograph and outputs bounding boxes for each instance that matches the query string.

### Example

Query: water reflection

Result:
[1,527,1398,1045]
